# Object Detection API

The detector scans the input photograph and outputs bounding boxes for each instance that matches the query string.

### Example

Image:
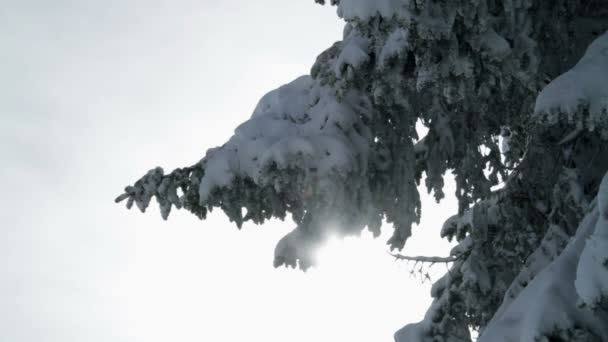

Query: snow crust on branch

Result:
[199,75,371,202]
[535,32,608,138]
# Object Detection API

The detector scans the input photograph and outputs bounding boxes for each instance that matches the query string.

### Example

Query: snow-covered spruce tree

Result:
[117,1,608,340]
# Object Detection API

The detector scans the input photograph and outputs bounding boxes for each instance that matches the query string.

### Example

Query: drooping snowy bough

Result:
[117,0,608,340]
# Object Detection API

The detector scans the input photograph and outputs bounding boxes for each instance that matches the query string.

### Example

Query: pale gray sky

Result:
[1,1,456,341]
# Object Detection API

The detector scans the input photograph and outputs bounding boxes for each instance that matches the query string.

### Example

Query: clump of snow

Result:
[198,147,236,202]
[499,127,512,155]
[480,28,512,60]
[273,228,318,269]
[534,31,608,135]
[441,214,468,240]
[198,75,373,202]
[378,28,409,69]
[575,217,608,310]
[251,76,317,119]
[334,33,370,78]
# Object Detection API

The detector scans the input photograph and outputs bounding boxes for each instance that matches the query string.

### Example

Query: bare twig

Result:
[389,253,461,263]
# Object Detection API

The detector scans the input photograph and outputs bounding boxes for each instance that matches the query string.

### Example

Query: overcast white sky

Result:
[1,1,457,341]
